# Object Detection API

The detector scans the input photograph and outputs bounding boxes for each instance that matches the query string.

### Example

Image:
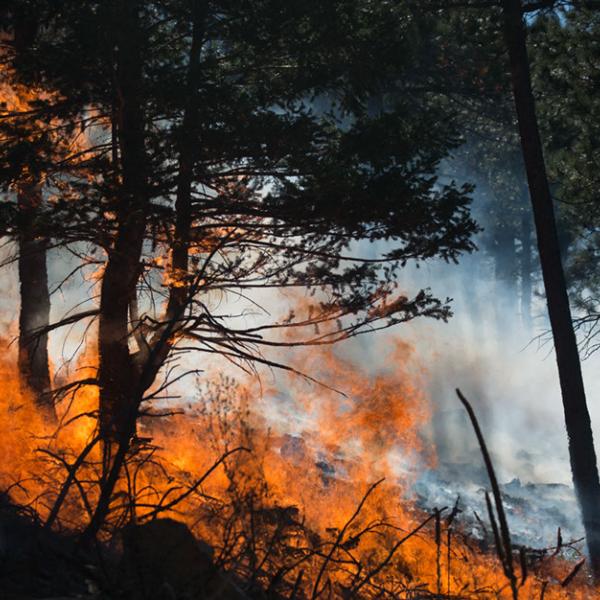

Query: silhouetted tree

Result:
[5,0,478,537]
[501,0,600,574]
[1,5,54,419]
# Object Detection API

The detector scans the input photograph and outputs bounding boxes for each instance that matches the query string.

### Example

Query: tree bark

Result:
[501,0,600,575]
[85,1,148,543]
[97,0,147,443]
[139,0,208,392]
[13,10,55,421]
[86,1,207,540]
[168,1,206,316]
[17,183,54,420]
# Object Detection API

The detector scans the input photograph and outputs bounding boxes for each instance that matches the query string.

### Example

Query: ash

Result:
[414,464,582,550]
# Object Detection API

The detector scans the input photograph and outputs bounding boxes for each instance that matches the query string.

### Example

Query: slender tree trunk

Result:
[86,2,207,540]
[166,0,207,316]
[501,0,600,574]
[17,183,54,419]
[97,1,146,443]
[13,11,55,421]
[83,1,148,543]
[139,0,208,392]
[520,209,532,332]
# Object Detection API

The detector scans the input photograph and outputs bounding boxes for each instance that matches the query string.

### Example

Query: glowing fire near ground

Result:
[2,6,599,599]
[0,81,592,593]
[0,335,595,599]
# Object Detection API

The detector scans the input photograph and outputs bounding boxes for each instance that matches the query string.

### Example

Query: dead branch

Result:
[457,388,518,599]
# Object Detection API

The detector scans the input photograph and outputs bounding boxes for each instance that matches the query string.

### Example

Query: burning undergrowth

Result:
[0,341,596,599]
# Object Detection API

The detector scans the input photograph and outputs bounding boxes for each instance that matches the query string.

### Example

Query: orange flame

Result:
[0,334,594,598]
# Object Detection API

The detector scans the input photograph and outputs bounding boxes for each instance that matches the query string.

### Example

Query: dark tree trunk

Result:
[520,209,532,332]
[165,0,207,316]
[502,0,600,575]
[13,10,54,421]
[85,1,148,543]
[86,1,207,541]
[17,184,54,420]
[97,1,146,443]
[139,0,208,392]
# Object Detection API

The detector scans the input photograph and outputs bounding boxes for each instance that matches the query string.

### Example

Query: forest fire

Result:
[0,337,596,598]
[3,1,600,598]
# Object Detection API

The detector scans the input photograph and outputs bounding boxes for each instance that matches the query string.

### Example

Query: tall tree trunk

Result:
[86,1,207,541]
[139,0,208,392]
[13,11,54,421]
[165,0,207,317]
[84,1,147,544]
[501,0,600,575]
[97,1,146,443]
[17,183,54,420]
[520,209,532,332]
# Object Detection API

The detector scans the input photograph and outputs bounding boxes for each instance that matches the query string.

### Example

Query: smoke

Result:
[172,213,600,548]
[376,189,600,547]
[2,170,600,549]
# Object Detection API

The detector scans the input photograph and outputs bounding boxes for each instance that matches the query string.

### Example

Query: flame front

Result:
[0,44,595,600]
[0,331,593,599]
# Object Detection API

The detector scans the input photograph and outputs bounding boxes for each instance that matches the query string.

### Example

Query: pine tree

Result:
[5,0,478,537]
[501,0,600,574]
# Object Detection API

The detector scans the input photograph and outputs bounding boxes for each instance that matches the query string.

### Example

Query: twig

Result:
[561,558,585,587]
[41,435,101,529]
[139,446,250,520]
[351,512,438,596]
[289,569,304,599]
[311,478,384,599]
[457,388,518,600]
[435,508,442,596]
